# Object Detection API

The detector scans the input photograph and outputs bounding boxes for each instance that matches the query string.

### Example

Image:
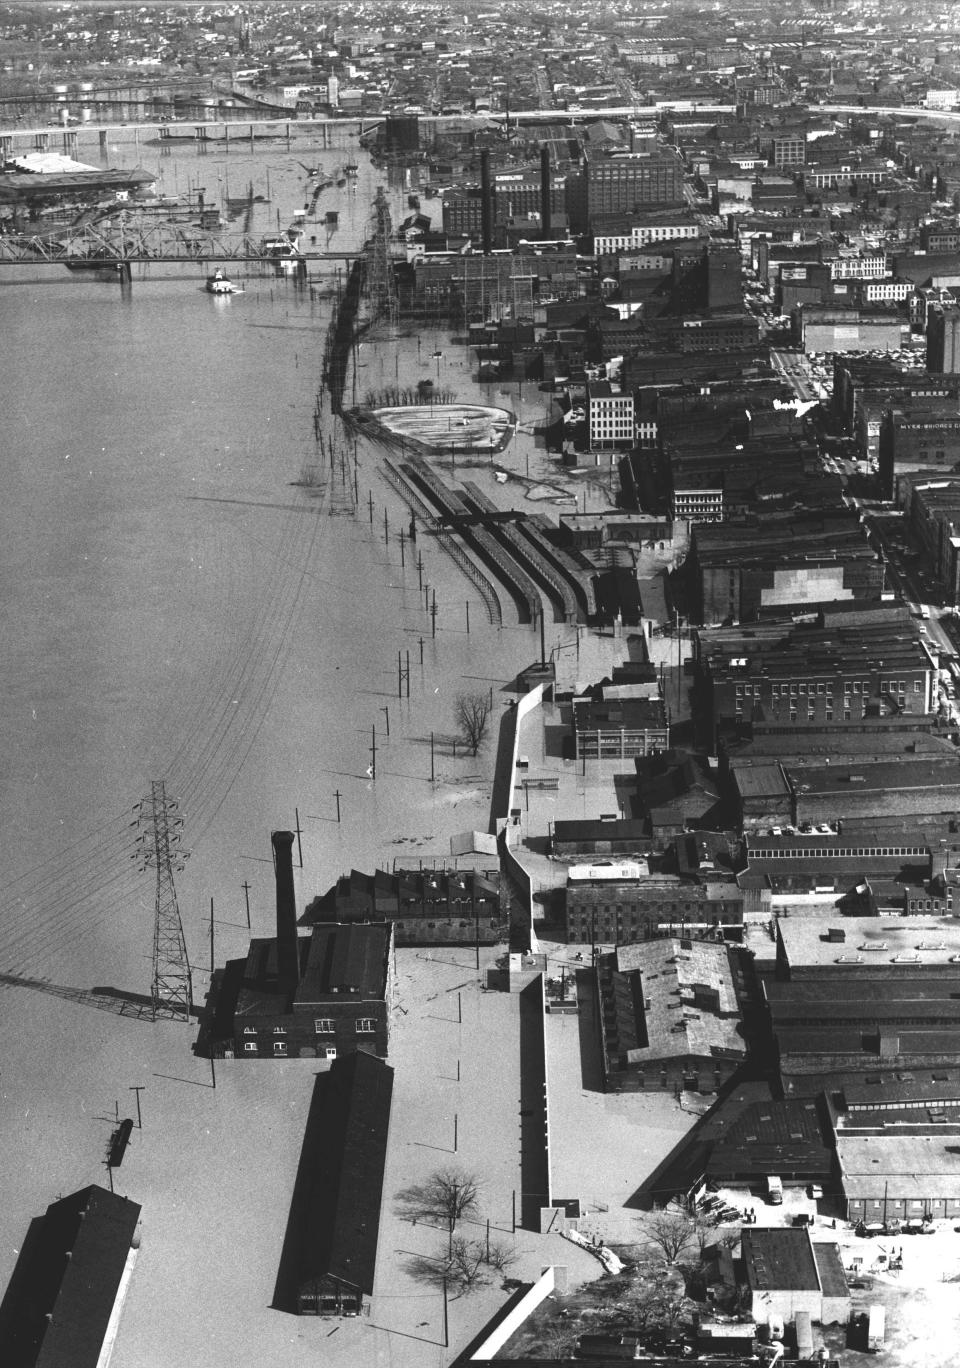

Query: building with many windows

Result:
[572,695,669,760]
[564,863,743,945]
[214,832,395,1060]
[696,607,937,738]
[570,149,685,232]
[304,866,505,947]
[879,401,960,499]
[586,380,635,449]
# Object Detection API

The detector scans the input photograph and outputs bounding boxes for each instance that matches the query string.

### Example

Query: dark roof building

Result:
[696,605,937,743]
[741,1227,849,1325]
[688,513,884,625]
[6,1185,141,1368]
[295,1052,393,1316]
[214,832,395,1061]
[303,866,505,947]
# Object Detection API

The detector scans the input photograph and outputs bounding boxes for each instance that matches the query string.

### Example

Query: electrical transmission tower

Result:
[134,781,192,1022]
[364,185,398,327]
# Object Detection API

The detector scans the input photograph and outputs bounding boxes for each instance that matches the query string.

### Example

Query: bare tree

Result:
[406,1234,509,1299]
[487,1238,518,1273]
[422,1166,482,1244]
[640,1209,705,1265]
[446,1235,490,1294]
[455,691,493,756]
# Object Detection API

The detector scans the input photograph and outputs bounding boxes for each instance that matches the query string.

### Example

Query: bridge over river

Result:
[0,217,361,275]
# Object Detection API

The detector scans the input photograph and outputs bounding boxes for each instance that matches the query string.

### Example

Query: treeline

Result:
[363,383,457,409]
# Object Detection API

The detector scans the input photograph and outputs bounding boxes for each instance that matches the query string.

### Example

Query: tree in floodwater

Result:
[454,691,493,756]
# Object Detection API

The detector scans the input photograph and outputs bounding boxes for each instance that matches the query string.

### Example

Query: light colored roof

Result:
[838,1133,960,1199]
[778,913,960,971]
[616,937,744,1064]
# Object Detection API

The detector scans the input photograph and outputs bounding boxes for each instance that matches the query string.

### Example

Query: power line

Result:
[134,781,192,1022]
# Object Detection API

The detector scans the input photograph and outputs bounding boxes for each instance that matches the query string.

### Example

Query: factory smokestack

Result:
[480,148,492,256]
[272,830,299,992]
[540,146,552,240]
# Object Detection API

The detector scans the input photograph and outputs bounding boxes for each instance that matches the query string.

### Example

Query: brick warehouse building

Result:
[214,832,395,1060]
[304,865,505,947]
[596,937,746,1093]
[564,861,743,945]
[696,606,937,738]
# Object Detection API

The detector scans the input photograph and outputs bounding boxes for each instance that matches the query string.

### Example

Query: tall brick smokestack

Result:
[480,148,492,256]
[540,145,552,240]
[272,830,299,992]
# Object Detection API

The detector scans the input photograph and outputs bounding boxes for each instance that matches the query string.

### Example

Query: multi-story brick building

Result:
[595,937,746,1093]
[586,380,635,449]
[218,832,395,1061]
[305,866,505,947]
[572,696,669,760]
[696,608,937,738]
[879,402,960,499]
[687,513,885,624]
[564,862,743,944]
[898,474,960,603]
[592,208,703,256]
[770,133,806,167]
[926,304,960,374]
[570,149,685,232]
[831,356,959,464]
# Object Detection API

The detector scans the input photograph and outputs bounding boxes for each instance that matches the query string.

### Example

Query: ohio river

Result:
[0,128,526,995]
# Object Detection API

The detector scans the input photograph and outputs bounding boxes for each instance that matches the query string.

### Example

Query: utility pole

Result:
[398,650,410,699]
[431,589,437,639]
[370,724,377,781]
[334,789,342,823]
[241,880,251,930]
[368,489,374,525]
[129,1085,145,1129]
[381,705,390,737]
[294,806,303,868]
[399,528,406,567]
[134,781,192,1022]
[430,731,435,782]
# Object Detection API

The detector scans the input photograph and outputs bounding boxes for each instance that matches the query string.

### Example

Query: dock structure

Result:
[379,458,503,626]
[400,455,543,625]
[459,481,580,625]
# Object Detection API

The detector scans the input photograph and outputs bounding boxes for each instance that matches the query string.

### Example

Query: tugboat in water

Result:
[205,267,237,294]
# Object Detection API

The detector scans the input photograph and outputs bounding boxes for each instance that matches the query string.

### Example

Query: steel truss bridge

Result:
[0,217,361,267]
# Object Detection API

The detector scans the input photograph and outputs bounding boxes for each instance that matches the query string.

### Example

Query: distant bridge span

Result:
[0,220,363,267]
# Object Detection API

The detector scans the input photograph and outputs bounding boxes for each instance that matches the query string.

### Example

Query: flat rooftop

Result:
[838,1133,960,1199]
[741,1227,820,1292]
[778,914,960,972]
